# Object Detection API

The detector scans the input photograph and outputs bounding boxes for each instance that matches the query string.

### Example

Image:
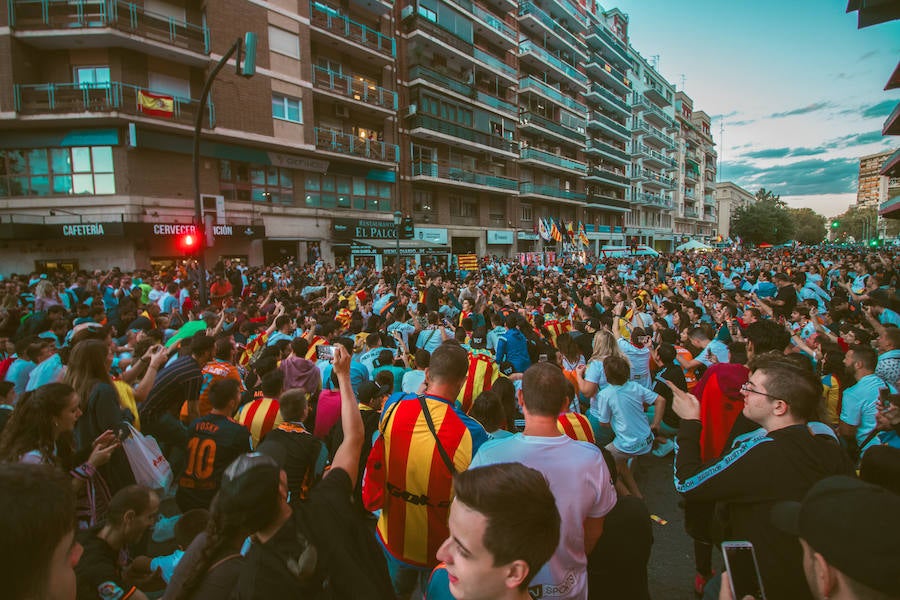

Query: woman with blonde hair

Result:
[64,339,135,494]
[34,279,62,312]
[575,328,629,443]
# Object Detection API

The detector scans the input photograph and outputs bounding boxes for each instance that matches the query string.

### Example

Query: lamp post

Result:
[393,210,402,283]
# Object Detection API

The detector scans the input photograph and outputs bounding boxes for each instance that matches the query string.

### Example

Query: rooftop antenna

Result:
[650,54,659,70]
[719,119,725,181]
[679,73,686,90]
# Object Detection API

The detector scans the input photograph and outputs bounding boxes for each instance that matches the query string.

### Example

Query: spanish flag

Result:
[138,90,175,118]
[457,254,478,271]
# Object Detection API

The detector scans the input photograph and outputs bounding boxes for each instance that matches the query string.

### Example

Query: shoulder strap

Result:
[418,395,457,475]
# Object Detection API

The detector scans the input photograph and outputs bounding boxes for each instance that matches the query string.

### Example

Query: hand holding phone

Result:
[316,344,335,362]
[722,541,766,600]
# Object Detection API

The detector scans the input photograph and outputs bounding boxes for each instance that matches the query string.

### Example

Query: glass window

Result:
[74,66,110,89]
[51,149,72,174]
[28,149,48,175]
[72,147,92,172]
[218,159,293,205]
[268,26,300,59]
[272,94,303,123]
[0,146,114,197]
[91,147,113,172]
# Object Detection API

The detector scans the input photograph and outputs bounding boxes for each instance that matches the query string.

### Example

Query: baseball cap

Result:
[357,381,391,405]
[771,476,900,595]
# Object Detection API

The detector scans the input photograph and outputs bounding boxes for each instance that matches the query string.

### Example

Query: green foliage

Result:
[788,208,827,244]
[731,188,795,245]
[832,206,900,241]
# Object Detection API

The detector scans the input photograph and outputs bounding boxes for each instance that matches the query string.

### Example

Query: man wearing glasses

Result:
[669,355,852,600]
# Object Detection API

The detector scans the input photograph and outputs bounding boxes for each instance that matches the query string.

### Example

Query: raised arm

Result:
[328,345,364,487]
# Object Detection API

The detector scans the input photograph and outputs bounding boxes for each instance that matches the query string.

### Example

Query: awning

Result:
[351,238,451,255]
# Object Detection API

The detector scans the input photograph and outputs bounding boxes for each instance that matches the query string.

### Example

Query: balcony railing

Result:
[9,0,210,53]
[637,144,675,167]
[704,195,716,206]
[314,128,399,162]
[519,76,586,114]
[520,147,586,172]
[585,22,629,65]
[588,59,630,89]
[586,83,629,113]
[640,122,675,146]
[310,2,395,57]
[684,188,696,199]
[634,192,673,209]
[643,101,674,127]
[410,65,515,113]
[406,15,515,78]
[519,111,585,142]
[470,3,517,42]
[519,182,586,202]
[517,1,583,55]
[14,81,214,127]
[640,168,674,186]
[518,40,587,85]
[586,194,630,210]
[684,168,699,181]
[585,139,629,161]
[587,165,629,185]
[412,160,518,190]
[410,114,518,152]
[684,208,699,218]
[313,66,397,110]
[588,111,629,138]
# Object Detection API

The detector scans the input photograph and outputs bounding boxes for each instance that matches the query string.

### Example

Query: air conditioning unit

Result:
[335,104,349,118]
[400,5,414,19]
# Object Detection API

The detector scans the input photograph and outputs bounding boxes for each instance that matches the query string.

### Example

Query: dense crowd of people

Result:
[1,245,900,600]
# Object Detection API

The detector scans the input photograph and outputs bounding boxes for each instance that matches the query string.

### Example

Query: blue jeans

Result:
[379,539,430,599]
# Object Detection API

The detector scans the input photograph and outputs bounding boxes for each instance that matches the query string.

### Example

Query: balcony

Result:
[517,2,585,61]
[409,65,516,115]
[405,16,516,81]
[587,111,630,142]
[9,0,209,64]
[586,165,630,188]
[641,123,675,148]
[312,66,397,111]
[519,111,585,145]
[14,81,214,127]
[412,160,518,191]
[638,144,675,168]
[633,192,672,209]
[519,76,586,114]
[586,193,630,211]
[639,168,674,188]
[684,188,696,199]
[519,147,586,174]
[585,59,632,95]
[409,114,518,155]
[703,212,716,222]
[584,83,630,118]
[684,167,699,183]
[310,2,395,60]
[643,101,674,129]
[704,194,716,206]
[584,22,630,69]
[584,138,629,164]
[643,81,671,107]
[464,1,518,48]
[519,182,586,203]
[518,40,587,88]
[883,100,900,135]
[684,208,699,219]
[314,128,399,162]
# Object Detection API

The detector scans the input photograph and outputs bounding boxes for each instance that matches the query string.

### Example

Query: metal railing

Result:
[586,82,629,112]
[518,40,587,85]
[312,66,397,110]
[406,16,515,78]
[588,59,630,89]
[409,65,516,113]
[9,0,209,53]
[637,144,675,167]
[310,2,395,57]
[520,182,586,201]
[520,147,586,172]
[412,160,518,190]
[518,1,583,55]
[14,81,215,127]
[519,111,585,141]
[519,76,586,113]
[640,168,674,186]
[585,139,629,161]
[587,165,629,185]
[585,22,629,64]
[314,128,399,161]
[410,114,518,152]
[470,3,517,41]
[588,111,629,137]
[633,192,673,209]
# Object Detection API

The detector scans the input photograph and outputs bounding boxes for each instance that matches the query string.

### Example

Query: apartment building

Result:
[714,181,754,240]
[857,150,899,210]
[672,91,717,241]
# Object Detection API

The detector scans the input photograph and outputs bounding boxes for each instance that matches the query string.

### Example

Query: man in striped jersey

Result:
[363,341,489,599]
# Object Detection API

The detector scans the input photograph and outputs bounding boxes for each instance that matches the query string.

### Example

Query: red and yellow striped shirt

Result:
[457,350,501,414]
[235,397,283,448]
[557,412,596,444]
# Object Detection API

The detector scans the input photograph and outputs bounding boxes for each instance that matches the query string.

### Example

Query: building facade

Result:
[713,181,755,240]
[857,150,899,210]
[1,0,719,272]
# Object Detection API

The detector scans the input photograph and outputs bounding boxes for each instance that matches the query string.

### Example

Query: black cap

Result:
[357,381,391,405]
[499,361,515,376]
[771,476,900,595]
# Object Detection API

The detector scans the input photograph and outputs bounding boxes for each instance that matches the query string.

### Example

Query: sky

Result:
[612,0,900,217]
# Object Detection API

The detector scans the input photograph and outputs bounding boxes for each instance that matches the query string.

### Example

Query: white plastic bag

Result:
[121,423,173,491]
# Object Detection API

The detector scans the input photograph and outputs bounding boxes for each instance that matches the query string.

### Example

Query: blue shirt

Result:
[841,374,895,453]
[495,328,530,374]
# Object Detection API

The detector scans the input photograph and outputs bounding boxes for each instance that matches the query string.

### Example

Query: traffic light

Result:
[179,233,201,255]
[870,238,882,248]
[831,220,840,229]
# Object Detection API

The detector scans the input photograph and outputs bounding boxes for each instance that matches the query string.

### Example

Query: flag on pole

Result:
[566,220,575,239]
[539,218,551,241]
[551,220,563,243]
[138,90,175,118]
[578,222,589,246]
[457,254,478,270]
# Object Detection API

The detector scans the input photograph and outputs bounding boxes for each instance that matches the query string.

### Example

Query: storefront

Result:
[517,231,539,253]
[486,229,514,257]
[331,218,450,270]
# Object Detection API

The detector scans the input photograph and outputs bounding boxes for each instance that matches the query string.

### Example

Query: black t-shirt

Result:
[176,414,252,512]
[257,423,326,501]
[653,363,687,429]
[75,529,133,600]
[773,285,797,319]
[233,469,358,600]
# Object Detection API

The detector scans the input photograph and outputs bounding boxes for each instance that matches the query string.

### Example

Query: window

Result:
[74,66,110,89]
[272,94,302,123]
[489,198,505,224]
[219,160,293,204]
[449,194,477,218]
[0,146,114,197]
[520,203,533,222]
[269,26,300,59]
[304,174,391,212]
[413,190,433,212]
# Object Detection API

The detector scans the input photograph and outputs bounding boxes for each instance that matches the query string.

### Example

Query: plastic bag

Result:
[121,423,173,491]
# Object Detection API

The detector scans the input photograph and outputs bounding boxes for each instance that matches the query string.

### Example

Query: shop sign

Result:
[517,231,539,241]
[414,227,448,245]
[267,152,329,173]
[59,222,125,238]
[333,218,400,240]
[143,223,265,239]
[486,230,514,245]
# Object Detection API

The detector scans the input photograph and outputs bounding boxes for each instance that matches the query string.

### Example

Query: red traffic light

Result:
[179,232,201,255]
[183,234,196,247]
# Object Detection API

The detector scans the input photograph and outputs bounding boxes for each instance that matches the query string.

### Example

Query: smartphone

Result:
[722,541,766,599]
[316,345,335,362]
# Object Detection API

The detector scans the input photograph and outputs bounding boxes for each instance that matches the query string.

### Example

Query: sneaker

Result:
[694,571,714,597]
[653,438,675,458]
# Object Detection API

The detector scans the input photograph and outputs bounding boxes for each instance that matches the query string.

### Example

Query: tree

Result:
[832,206,900,241]
[789,208,826,244]
[731,188,795,245]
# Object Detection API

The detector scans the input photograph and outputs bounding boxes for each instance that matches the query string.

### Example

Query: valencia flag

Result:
[138,90,175,118]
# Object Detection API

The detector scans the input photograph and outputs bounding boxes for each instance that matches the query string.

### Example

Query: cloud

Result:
[709,110,739,121]
[788,147,825,157]
[743,147,792,159]
[859,50,878,61]
[828,130,889,148]
[861,99,897,119]
[719,157,859,196]
[730,118,757,127]
[767,102,833,119]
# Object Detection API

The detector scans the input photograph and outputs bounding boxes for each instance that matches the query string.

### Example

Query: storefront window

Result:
[304,174,391,212]
[0,146,114,197]
[220,160,293,204]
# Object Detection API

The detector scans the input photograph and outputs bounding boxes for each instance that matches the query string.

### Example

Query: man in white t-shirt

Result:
[470,362,617,600]
[616,326,652,388]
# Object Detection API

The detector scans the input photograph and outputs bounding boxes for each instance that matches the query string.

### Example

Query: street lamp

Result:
[393,210,402,282]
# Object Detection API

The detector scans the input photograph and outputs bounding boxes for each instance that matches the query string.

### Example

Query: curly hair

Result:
[0,383,77,468]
